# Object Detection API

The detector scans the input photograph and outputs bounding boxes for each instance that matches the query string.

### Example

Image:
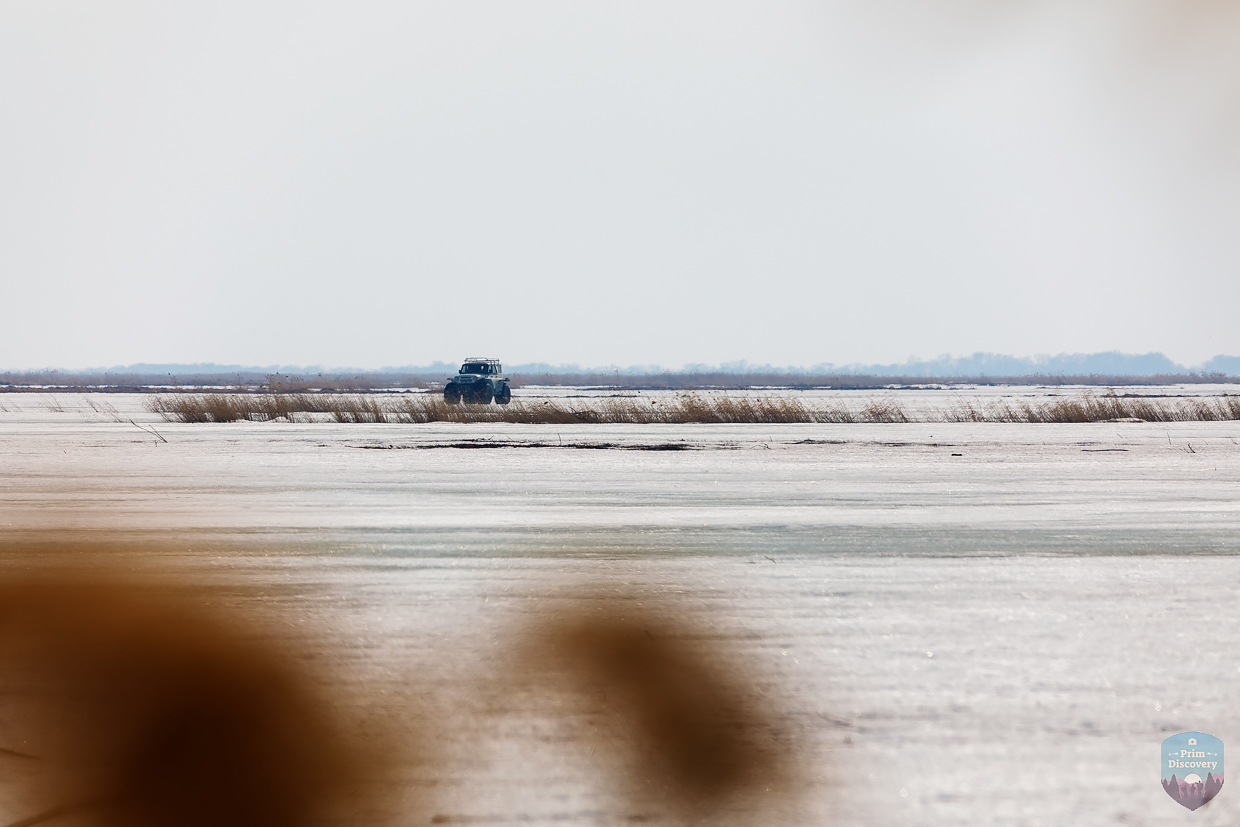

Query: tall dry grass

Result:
[146,390,1240,425]
[146,393,334,423]
[943,390,1240,423]
[147,392,916,424]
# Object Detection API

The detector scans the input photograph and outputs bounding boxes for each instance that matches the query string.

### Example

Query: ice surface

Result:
[1,391,1239,825]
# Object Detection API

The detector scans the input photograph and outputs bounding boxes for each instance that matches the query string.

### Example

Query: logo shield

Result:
[1162,731,1224,810]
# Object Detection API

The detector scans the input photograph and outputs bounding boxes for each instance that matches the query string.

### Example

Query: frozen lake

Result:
[2,390,1239,826]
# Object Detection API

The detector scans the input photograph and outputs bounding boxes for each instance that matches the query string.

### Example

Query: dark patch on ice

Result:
[353,440,702,451]
[1082,448,1129,452]
[816,713,858,730]
[789,439,965,448]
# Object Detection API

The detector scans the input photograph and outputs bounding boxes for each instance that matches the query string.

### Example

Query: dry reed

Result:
[146,389,1240,425]
[146,392,915,425]
[146,393,332,423]
[943,390,1240,423]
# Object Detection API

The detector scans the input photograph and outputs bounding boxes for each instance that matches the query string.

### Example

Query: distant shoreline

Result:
[2,372,1238,393]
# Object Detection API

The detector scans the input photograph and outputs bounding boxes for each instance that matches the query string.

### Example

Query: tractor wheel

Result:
[444,386,461,405]
[473,384,494,405]
[496,385,512,405]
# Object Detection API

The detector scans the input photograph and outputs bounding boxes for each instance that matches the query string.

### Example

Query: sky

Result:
[2,1,1238,371]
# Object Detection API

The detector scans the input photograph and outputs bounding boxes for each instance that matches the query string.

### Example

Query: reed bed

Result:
[146,390,1240,425]
[386,393,913,424]
[146,393,334,423]
[943,390,1240,424]
[146,392,911,424]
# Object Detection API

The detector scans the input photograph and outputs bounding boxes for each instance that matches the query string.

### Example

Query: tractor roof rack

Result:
[462,357,501,363]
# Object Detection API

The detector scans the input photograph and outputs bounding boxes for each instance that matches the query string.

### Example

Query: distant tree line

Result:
[0,369,1235,392]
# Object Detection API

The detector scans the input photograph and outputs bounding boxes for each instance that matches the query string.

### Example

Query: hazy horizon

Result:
[5,349,1240,379]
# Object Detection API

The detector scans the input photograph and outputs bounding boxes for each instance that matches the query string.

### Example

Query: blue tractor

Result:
[444,358,512,405]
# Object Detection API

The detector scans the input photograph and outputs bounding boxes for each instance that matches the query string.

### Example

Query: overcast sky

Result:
[2,1,1238,370]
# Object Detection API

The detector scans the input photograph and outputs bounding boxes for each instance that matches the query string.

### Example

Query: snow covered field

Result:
[2,390,1239,826]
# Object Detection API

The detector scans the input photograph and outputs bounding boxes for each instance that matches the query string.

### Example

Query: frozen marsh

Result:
[1,388,1239,826]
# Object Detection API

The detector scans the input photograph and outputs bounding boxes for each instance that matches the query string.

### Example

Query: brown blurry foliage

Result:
[517,596,802,821]
[0,572,386,827]
[0,544,809,827]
